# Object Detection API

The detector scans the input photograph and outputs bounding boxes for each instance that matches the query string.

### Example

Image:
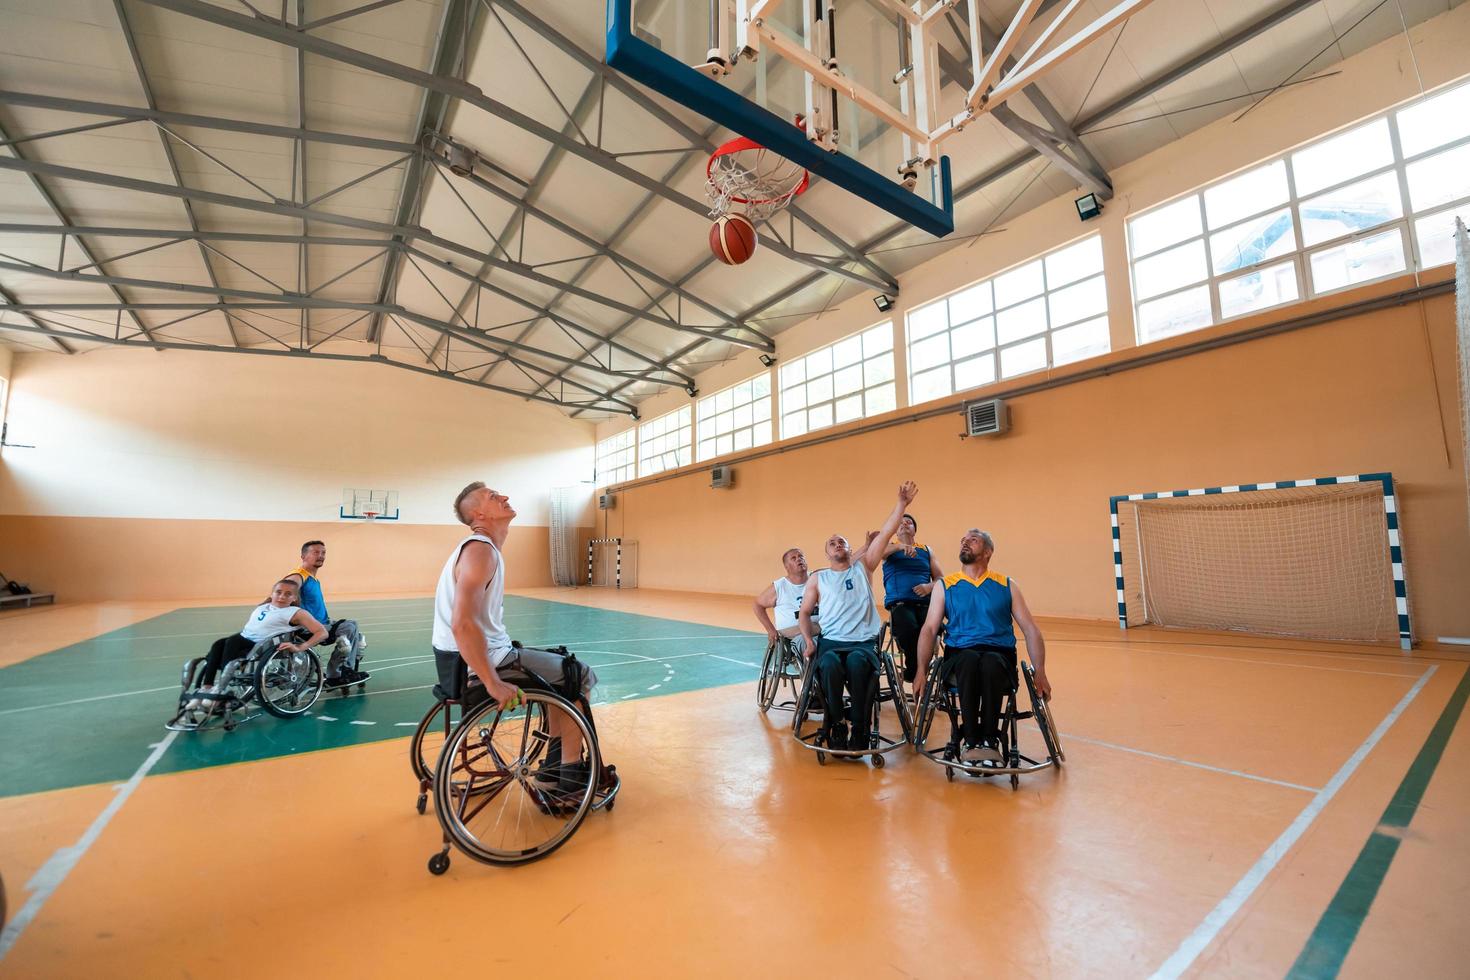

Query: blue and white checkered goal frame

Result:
[1109,473,1411,650]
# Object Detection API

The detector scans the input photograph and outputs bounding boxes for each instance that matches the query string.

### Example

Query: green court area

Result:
[0,596,765,798]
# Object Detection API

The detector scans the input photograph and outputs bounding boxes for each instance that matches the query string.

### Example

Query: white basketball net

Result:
[707,145,807,223]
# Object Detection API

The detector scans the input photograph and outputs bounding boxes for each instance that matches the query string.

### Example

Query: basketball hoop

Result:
[360,508,380,522]
[706,135,809,223]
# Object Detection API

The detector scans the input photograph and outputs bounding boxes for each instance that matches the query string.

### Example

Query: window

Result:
[1127,76,1470,343]
[696,372,772,461]
[595,428,636,486]
[637,406,691,476]
[906,235,1109,405]
[779,323,895,439]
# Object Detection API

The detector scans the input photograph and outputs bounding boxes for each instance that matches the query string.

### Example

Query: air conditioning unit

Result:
[598,493,616,510]
[965,398,1009,437]
[710,465,735,489]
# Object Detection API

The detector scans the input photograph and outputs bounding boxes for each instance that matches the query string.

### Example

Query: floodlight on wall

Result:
[873,294,895,313]
[448,143,479,177]
[758,353,776,367]
[1075,193,1103,221]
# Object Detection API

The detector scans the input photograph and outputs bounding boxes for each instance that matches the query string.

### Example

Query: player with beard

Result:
[912,528,1052,762]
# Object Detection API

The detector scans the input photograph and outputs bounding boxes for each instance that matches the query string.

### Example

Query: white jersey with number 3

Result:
[432,534,513,667]
[772,577,818,631]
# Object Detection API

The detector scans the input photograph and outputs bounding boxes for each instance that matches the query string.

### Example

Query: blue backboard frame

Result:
[606,0,955,238]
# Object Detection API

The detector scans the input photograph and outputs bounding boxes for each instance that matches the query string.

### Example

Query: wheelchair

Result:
[912,643,1063,788]
[412,642,620,874]
[791,637,913,767]
[165,629,324,732]
[756,634,807,713]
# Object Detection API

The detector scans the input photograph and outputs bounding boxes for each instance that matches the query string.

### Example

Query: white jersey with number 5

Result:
[432,534,513,667]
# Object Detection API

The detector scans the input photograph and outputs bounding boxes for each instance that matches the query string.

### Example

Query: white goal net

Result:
[548,487,577,587]
[1116,482,1399,643]
[587,539,638,588]
[1456,218,1469,533]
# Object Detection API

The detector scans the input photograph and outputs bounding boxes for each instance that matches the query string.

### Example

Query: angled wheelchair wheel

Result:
[255,648,324,718]
[757,639,781,713]
[1023,662,1064,765]
[432,690,598,866]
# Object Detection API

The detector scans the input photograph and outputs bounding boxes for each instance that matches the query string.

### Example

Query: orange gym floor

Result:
[1,588,1467,978]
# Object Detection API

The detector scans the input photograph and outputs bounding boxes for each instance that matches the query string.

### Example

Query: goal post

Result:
[1110,473,1411,649]
[586,538,637,589]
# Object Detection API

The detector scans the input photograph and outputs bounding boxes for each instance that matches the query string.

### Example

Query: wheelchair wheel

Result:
[255,648,324,718]
[432,690,598,866]
[1023,662,1064,765]
[757,639,781,713]
[410,699,457,813]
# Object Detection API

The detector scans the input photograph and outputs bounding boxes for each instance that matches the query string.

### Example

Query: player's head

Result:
[781,547,808,577]
[959,529,994,565]
[269,579,300,606]
[300,540,326,569]
[898,514,917,538]
[454,482,517,527]
[824,533,851,563]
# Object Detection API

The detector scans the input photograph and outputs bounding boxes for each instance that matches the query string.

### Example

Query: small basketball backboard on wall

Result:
[607,0,1161,238]
[341,488,400,521]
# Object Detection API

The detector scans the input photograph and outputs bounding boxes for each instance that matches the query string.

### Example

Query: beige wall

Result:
[597,280,1470,643]
[0,348,597,599]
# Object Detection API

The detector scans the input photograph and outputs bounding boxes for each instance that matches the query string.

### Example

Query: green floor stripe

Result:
[1287,666,1470,980]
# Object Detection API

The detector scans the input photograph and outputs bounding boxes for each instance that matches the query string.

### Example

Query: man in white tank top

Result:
[434,481,599,790]
[797,481,917,752]
[751,547,820,654]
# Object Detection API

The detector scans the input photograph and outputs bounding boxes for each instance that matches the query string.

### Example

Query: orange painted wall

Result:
[0,516,589,602]
[596,286,1470,644]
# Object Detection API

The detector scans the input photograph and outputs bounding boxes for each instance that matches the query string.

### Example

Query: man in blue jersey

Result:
[286,540,368,689]
[880,514,943,700]
[914,528,1051,762]
[798,481,917,752]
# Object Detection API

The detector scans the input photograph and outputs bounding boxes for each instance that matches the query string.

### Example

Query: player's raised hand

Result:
[898,480,918,505]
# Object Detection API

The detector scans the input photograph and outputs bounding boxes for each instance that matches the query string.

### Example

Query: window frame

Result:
[636,405,693,478]
[1127,77,1470,343]
[595,427,637,486]
[695,371,773,463]
[904,233,1111,407]
[778,322,896,440]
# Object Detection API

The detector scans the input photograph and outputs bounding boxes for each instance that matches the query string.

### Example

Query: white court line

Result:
[393,721,418,727]
[1149,664,1438,979]
[0,731,178,962]
[707,655,762,669]
[0,685,179,716]
[1065,733,1319,792]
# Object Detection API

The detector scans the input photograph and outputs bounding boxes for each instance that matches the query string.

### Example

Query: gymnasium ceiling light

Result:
[873,294,894,313]
[1075,193,1103,221]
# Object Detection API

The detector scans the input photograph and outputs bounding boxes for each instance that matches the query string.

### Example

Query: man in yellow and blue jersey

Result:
[914,528,1051,762]
[286,540,368,689]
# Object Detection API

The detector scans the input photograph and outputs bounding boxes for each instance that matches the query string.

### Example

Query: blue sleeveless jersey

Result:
[941,571,1015,650]
[882,543,933,607]
[289,567,329,624]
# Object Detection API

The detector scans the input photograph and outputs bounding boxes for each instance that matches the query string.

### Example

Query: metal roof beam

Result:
[132,0,893,293]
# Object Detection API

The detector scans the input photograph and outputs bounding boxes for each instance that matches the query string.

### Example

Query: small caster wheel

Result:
[1010,775,1019,790]
[816,751,827,766]
[428,852,450,875]
[415,794,427,815]
[945,766,954,782]
[223,721,236,732]
[872,754,884,769]
[605,798,615,812]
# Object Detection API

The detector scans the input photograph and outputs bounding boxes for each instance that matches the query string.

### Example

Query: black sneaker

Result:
[557,759,591,794]
[534,738,563,785]
[826,725,849,752]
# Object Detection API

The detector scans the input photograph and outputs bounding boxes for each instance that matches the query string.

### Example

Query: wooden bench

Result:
[0,591,55,610]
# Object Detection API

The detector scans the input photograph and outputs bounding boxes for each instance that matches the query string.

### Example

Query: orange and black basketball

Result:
[709,213,758,265]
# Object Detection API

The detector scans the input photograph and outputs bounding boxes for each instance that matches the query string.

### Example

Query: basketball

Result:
[709,213,758,265]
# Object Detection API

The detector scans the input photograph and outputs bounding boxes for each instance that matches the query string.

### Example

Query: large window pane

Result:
[862,323,893,355]
[1405,143,1470,213]
[1130,196,1203,256]
[996,296,1047,345]
[806,375,833,406]
[1210,208,1296,274]
[805,346,832,378]
[833,363,862,393]
[1044,236,1105,288]
[834,393,863,424]
[948,282,992,323]
[1137,285,1212,342]
[832,335,863,368]
[866,382,896,416]
[1047,275,1107,327]
[1000,337,1048,378]
[1134,239,1208,300]
[908,300,948,340]
[1218,261,1300,319]
[910,332,951,372]
[951,317,995,359]
[1299,171,1403,247]
[1051,316,1110,366]
[783,411,806,438]
[807,403,833,432]
[953,353,997,392]
[1308,227,1406,293]
[1414,204,1470,269]
[1395,80,1470,157]
[1204,160,1289,229]
[994,259,1045,307]
[1292,118,1394,196]
[911,365,951,404]
[863,354,894,387]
